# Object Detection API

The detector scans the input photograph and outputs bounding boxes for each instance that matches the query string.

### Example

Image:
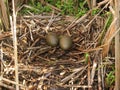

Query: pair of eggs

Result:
[46,32,72,50]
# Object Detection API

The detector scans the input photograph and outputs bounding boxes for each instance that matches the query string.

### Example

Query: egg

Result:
[59,35,72,50]
[46,32,59,47]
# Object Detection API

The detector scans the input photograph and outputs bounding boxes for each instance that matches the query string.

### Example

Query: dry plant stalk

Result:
[102,19,115,57]
[114,0,120,90]
[11,0,19,90]
[0,0,10,30]
[86,0,97,9]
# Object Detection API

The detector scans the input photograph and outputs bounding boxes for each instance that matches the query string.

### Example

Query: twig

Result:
[71,66,88,82]
[88,55,91,90]
[64,84,92,88]
[46,3,62,12]
[45,11,55,33]
[101,54,105,90]
[61,66,87,84]
[98,54,102,90]
[0,82,15,90]
[23,14,60,19]
[66,11,91,30]
[45,11,60,33]
[22,19,34,41]
[90,53,98,85]
[1,77,25,88]
[0,42,4,75]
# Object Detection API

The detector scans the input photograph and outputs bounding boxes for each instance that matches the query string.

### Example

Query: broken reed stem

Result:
[12,0,19,90]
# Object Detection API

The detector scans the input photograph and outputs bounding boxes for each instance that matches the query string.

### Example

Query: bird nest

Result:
[0,13,114,90]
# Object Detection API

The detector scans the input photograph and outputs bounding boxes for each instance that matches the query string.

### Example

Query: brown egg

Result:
[46,32,59,47]
[59,35,72,50]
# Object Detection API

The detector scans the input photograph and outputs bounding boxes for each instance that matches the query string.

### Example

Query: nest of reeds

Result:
[0,1,115,90]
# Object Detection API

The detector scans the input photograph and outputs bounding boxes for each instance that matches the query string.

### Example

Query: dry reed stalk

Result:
[92,0,96,8]
[0,0,9,30]
[87,55,91,89]
[98,54,102,90]
[11,0,19,89]
[86,0,92,9]
[114,0,120,89]
[102,19,116,57]
[90,58,97,85]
